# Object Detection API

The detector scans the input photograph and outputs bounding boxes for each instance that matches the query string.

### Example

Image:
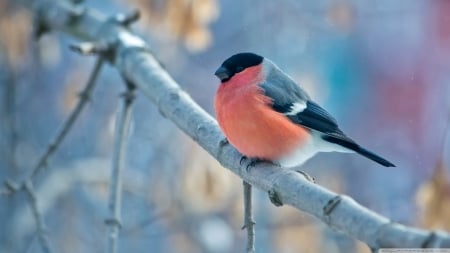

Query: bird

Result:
[214,52,395,168]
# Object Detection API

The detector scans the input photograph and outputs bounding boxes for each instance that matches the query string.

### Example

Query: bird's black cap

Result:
[215,52,264,82]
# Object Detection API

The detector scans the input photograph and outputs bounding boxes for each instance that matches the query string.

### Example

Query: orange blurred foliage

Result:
[178,139,239,214]
[0,1,32,67]
[416,160,450,231]
[326,0,355,33]
[122,0,219,52]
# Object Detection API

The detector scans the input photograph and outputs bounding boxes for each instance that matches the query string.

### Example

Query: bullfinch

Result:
[214,52,395,168]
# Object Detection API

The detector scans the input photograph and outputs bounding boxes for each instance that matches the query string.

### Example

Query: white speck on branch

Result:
[20,0,450,250]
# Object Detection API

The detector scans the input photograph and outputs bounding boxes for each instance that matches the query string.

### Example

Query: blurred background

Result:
[1,0,450,252]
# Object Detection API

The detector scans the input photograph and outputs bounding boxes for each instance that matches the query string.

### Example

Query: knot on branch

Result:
[295,170,315,183]
[323,195,342,222]
[268,189,283,207]
[421,231,450,248]
[423,231,438,248]
[113,9,140,27]
[34,1,85,39]
[241,220,256,230]
[105,218,123,229]
[70,41,115,59]
[78,90,91,102]
[67,6,86,26]
[33,2,51,39]
[4,179,20,194]
[120,88,136,104]
[156,89,181,118]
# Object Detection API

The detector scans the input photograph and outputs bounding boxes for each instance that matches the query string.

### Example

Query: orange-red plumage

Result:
[214,65,309,160]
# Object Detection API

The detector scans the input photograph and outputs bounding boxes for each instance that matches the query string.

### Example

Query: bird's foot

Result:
[240,156,267,172]
[219,137,229,147]
[239,155,248,166]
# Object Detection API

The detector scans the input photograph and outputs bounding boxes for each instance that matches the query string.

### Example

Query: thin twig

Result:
[2,56,104,253]
[5,67,18,171]
[30,57,104,179]
[242,181,255,253]
[24,180,53,253]
[106,83,136,253]
[0,190,10,196]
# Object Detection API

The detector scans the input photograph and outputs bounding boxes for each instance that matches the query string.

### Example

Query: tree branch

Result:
[2,46,104,196]
[30,56,104,179]
[22,0,450,249]
[242,181,255,253]
[105,82,135,253]
[24,180,53,253]
[1,43,105,253]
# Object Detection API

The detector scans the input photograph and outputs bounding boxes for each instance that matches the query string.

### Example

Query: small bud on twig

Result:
[114,9,140,27]
[70,42,110,55]
[4,179,20,193]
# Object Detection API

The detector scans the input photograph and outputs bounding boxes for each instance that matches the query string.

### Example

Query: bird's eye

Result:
[236,66,244,72]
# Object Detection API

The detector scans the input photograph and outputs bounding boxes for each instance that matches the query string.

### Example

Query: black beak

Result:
[214,66,231,82]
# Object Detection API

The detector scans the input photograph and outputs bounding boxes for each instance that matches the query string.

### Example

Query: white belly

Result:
[276,131,354,168]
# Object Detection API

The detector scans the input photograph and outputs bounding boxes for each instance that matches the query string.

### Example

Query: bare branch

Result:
[30,56,104,179]
[242,181,255,253]
[21,0,450,249]
[3,68,18,171]
[2,54,104,252]
[105,83,136,253]
[24,180,53,253]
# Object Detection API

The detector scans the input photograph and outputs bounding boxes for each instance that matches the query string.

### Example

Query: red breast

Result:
[214,64,310,160]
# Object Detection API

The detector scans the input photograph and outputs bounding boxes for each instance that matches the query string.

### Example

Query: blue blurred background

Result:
[1,0,449,252]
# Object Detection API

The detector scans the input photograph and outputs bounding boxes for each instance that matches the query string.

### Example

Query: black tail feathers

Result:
[322,134,395,167]
[354,146,395,167]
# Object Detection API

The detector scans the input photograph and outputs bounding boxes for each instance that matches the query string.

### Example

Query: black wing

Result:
[259,74,395,167]
[287,100,342,134]
[260,75,343,135]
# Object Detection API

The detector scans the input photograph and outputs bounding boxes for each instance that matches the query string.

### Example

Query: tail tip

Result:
[383,161,396,167]
[356,147,396,167]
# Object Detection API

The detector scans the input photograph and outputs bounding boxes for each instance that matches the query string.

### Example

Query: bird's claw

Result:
[219,138,229,147]
[239,156,248,166]
[246,159,259,170]
[240,157,264,172]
